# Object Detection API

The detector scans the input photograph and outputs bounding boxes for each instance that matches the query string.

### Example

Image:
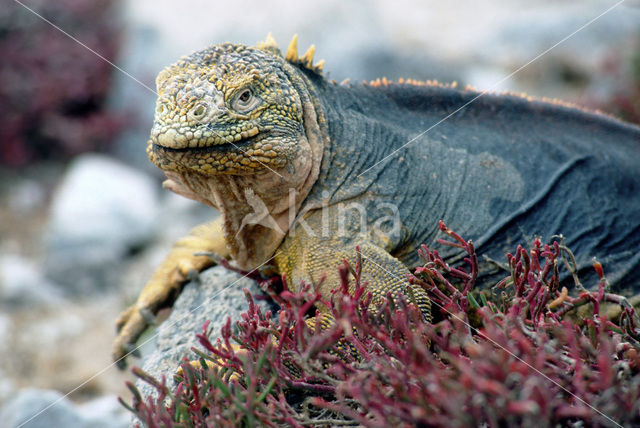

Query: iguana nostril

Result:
[190,103,207,119]
[155,102,168,115]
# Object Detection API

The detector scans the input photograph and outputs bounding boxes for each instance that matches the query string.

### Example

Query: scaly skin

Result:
[113,34,432,366]
[113,34,640,367]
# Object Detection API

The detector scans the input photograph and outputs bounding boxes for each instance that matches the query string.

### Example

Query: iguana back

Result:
[304,78,640,292]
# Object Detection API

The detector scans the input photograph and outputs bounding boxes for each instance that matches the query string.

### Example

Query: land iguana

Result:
[113,34,640,366]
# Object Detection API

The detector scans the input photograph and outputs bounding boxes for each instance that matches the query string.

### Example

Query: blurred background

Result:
[0,0,638,426]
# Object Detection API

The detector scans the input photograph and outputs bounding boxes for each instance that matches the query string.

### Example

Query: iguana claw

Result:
[139,307,157,326]
[185,268,200,284]
[115,305,134,333]
[113,303,150,369]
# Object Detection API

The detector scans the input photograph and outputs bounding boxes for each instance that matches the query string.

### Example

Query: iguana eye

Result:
[231,88,260,113]
[239,90,251,102]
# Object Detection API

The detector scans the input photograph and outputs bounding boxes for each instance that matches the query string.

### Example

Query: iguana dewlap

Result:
[113,34,640,366]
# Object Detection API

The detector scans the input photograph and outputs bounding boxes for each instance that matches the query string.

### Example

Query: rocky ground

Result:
[0,156,213,427]
[1,1,638,427]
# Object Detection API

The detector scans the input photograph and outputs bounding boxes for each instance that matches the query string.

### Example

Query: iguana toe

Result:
[139,307,157,326]
[115,305,135,333]
[113,304,152,369]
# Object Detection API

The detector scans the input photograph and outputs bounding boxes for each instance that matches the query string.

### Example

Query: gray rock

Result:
[44,154,160,294]
[0,388,129,428]
[7,178,47,215]
[76,395,132,428]
[0,389,82,428]
[136,265,277,399]
[0,254,64,307]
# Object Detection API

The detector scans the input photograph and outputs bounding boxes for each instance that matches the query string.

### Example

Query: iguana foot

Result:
[113,219,230,369]
[113,262,211,369]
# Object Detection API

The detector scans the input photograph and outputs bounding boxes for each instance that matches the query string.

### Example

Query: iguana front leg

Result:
[113,217,230,367]
[275,230,431,322]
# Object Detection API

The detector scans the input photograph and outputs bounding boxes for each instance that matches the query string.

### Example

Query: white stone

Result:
[44,154,160,292]
[46,154,159,252]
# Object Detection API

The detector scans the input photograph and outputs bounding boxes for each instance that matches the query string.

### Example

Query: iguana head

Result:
[147,34,324,176]
[147,35,326,268]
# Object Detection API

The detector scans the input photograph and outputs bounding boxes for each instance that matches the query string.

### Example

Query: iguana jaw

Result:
[146,93,303,176]
[151,123,261,150]
[147,126,299,175]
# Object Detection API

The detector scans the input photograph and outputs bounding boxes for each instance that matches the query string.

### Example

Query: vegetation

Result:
[0,0,124,166]
[121,221,640,427]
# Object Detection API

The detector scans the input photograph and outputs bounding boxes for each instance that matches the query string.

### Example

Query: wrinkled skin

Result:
[113,37,640,367]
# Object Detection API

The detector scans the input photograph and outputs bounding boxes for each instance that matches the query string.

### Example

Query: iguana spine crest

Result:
[258,33,325,75]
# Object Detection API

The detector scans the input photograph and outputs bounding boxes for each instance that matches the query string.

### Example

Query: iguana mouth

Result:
[152,131,263,153]
[151,125,262,151]
[147,126,289,175]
